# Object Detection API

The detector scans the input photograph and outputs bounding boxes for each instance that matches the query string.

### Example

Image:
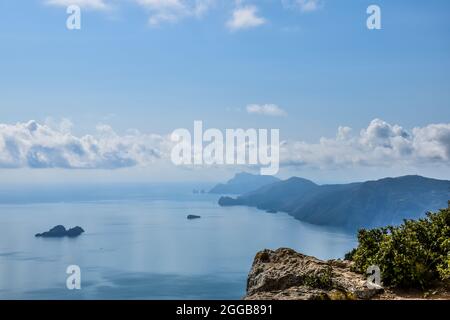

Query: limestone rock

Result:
[245,248,383,300]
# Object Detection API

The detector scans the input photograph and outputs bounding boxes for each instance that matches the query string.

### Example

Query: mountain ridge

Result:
[209,172,280,195]
[219,175,450,230]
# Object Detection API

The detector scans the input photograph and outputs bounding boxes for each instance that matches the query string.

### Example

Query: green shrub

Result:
[344,248,356,261]
[347,206,450,289]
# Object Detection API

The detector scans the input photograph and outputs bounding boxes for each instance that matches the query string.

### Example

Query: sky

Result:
[0,0,449,185]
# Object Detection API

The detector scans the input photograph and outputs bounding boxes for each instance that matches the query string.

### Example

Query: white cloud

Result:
[135,0,215,25]
[44,0,215,24]
[227,5,266,31]
[412,124,450,161]
[280,119,450,169]
[246,104,287,117]
[0,120,168,169]
[1,119,449,171]
[45,0,111,10]
[44,0,322,27]
[282,0,322,12]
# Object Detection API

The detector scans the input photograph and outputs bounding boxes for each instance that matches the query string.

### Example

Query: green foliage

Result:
[347,206,450,288]
[344,248,356,261]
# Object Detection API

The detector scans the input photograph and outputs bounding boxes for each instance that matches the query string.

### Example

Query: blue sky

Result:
[0,0,449,184]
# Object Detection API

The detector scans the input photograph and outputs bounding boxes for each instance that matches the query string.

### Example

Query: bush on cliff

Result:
[347,205,450,288]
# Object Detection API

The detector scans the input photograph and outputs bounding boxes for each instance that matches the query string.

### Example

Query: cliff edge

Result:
[245,248,449,300]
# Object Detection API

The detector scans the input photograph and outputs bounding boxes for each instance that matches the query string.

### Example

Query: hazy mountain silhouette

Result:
[209,172,280,194]
[219,175,450,230]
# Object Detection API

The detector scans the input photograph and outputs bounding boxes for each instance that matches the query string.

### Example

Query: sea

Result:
[0,184,357,299]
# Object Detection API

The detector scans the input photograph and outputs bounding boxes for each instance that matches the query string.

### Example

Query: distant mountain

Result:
[209,172,280,195]
[219,175,450,230]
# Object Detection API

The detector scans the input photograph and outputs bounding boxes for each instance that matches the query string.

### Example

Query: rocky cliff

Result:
[245,248,383,300]
[245,248,450,300]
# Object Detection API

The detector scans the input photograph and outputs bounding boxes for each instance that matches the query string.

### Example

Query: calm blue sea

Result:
[0,184,357,299]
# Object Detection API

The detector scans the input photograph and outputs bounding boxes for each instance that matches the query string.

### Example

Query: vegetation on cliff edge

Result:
[346,204,450,289]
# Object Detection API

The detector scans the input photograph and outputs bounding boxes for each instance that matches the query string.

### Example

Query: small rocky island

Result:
[187,215,201,220]
[35,225,85,238]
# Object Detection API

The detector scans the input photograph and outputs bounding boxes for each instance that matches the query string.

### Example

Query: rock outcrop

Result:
[245,248,384,300]
[218,196,242,207]
[35,225,85,238]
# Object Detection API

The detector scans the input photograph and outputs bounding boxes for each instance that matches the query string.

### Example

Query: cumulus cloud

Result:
[282,0,323,12]
[1,119,449,171]
[0,120,168,169]
[45,0,111,10]
[246,104,287,117]
[412,124,450,161]
[226,5,266,31]
[280,119,450,169]
[135,0,216,25]
[44,0,322,27]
